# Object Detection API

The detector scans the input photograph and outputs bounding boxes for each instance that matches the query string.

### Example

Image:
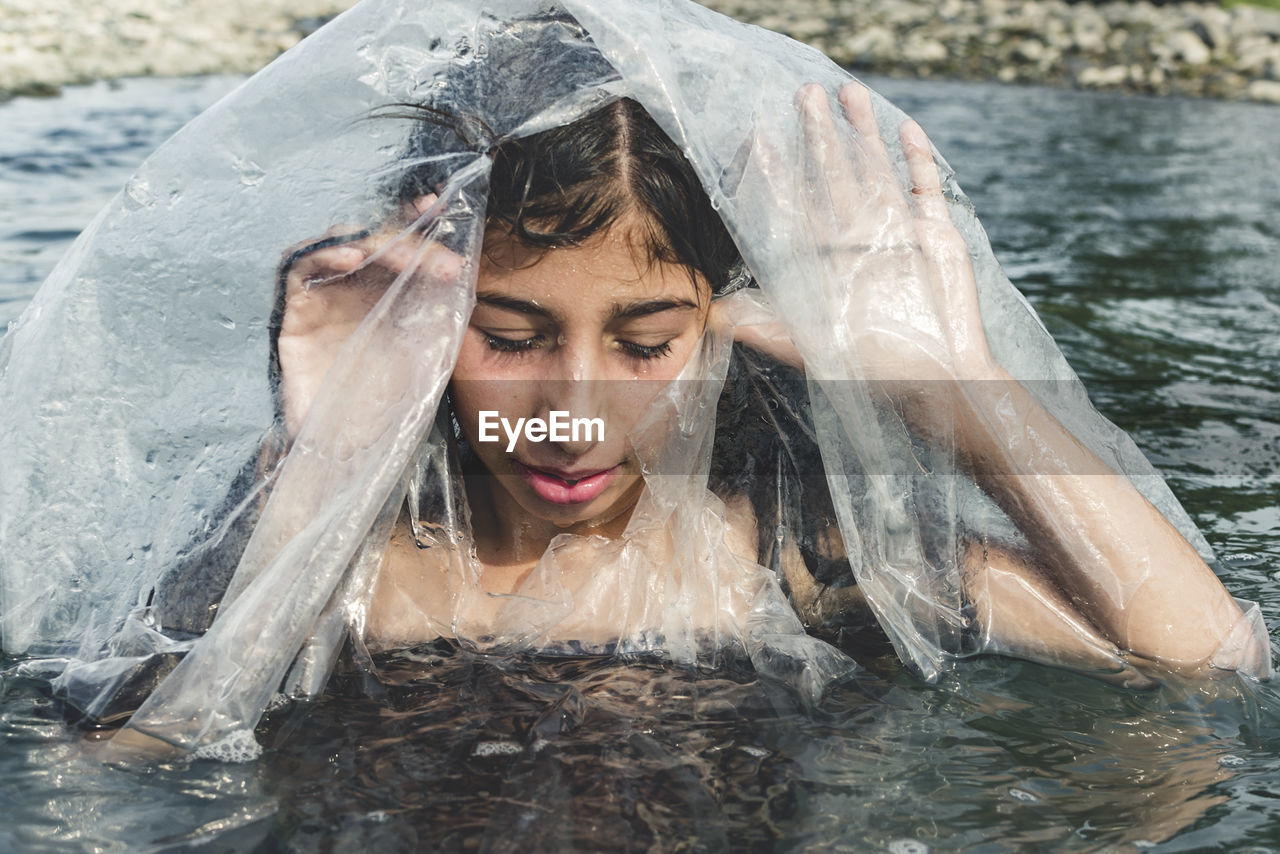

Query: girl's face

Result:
[450,218,712,540]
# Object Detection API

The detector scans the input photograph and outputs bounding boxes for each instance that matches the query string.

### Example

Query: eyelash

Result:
[619,340,672,361]
[482,334,673,361]
[483,333,543,353]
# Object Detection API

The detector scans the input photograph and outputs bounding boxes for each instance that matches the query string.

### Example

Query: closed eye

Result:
[618,340,673,360]
[483,333,545,353]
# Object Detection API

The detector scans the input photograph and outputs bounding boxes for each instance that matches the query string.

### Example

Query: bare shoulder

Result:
[720,491,761,565]
[366,516,454,645]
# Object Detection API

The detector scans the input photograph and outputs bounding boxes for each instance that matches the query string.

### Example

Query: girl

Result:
[2,2,1266,758]
[259,81,1261,682]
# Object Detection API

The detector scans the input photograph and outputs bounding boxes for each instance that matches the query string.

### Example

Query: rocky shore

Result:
[704,0,1280,102]
[0,0,349,97]
[2,0,1279,103]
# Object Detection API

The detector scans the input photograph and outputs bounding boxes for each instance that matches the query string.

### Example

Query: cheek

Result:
[600,334,707,428]
[640,323,707,383]
[446,380,482,444]
[664,329,707,376]
[449,340,538,436]
[450,333,502,383]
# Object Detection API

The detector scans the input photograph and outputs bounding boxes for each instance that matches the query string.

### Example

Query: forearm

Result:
[717,293,1257,671]
[904,362,1246,669]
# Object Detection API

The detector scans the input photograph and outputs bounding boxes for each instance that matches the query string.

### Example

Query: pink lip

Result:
[512,462,620,506]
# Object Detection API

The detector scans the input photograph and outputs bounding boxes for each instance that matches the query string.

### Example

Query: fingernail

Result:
[796,84,823,116]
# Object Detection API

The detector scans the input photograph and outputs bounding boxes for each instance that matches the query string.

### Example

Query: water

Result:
[0,76,246,327]
[2,74,1278,852]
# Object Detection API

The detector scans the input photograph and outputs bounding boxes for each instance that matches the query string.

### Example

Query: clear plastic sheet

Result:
[0,0,1270,755]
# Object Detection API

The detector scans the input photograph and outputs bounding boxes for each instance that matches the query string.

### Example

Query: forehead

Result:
[477,225,707,310]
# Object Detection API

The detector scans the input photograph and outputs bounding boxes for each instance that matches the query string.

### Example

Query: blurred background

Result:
[2,0,1278,101]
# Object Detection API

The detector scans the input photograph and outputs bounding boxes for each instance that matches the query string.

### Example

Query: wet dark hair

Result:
[390,96,858,610]
[392,97,743,296]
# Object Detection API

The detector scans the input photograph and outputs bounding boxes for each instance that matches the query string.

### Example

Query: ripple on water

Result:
[1,74,1279,851]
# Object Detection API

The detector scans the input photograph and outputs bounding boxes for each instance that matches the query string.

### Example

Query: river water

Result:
[1,74,1278,852]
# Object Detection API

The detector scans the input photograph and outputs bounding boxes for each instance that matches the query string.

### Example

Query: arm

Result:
[719,82,1263,676]
[931,362,1248,671]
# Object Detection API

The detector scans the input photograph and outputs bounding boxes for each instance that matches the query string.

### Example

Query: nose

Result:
[541,341,607,457]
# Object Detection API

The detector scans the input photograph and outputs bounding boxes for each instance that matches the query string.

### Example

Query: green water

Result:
[1,75,1277,852]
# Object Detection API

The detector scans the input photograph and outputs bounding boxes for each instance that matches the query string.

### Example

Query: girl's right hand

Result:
[274,195,454,441]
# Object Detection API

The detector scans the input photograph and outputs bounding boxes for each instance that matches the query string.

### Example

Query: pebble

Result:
[3,0,1280,102]
[699,0,1280,102]
[1247,79,1280,103]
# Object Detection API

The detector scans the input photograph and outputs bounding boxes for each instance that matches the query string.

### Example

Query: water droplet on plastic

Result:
[124,176,156,210]
[234,156,266,187]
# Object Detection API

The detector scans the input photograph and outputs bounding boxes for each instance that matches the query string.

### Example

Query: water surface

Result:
[1,74,1278,852]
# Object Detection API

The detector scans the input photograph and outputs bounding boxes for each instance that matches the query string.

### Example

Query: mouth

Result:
[511,461,621,506]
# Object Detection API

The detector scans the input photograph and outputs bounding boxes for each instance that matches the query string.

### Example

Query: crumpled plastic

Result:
[0,0,1270,755]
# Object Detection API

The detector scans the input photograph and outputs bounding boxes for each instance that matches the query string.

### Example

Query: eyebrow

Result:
[475,294,700,322]
[475,293,556,320]
[609,298,700,320]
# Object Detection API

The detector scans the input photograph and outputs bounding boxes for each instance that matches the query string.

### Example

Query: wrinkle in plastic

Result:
[0,0,1269,753]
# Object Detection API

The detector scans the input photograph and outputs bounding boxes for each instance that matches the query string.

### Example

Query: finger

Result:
[366,187,461,277]
[281,224,368,261]
[361,228,463,283]
[419,242,467,281]
[412,192,439,217]
[900,119,950,222]
[831,81,914,235]
[797,83,861,207]
[280,228,374,295]
[287,244,365,292]
[384,188,473,283]
[742,125,788,212]
[837,82,893,178]
[385,193,442,234]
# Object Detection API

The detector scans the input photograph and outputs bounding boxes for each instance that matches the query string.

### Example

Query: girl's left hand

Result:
[796,82,996,384]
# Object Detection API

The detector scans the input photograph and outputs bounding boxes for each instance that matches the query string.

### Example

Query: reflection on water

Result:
[1,75,1278,851]
[253,647,1265,852]
[2,647,1268,852]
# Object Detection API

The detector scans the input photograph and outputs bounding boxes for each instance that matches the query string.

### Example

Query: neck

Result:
[462,466,641,575]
